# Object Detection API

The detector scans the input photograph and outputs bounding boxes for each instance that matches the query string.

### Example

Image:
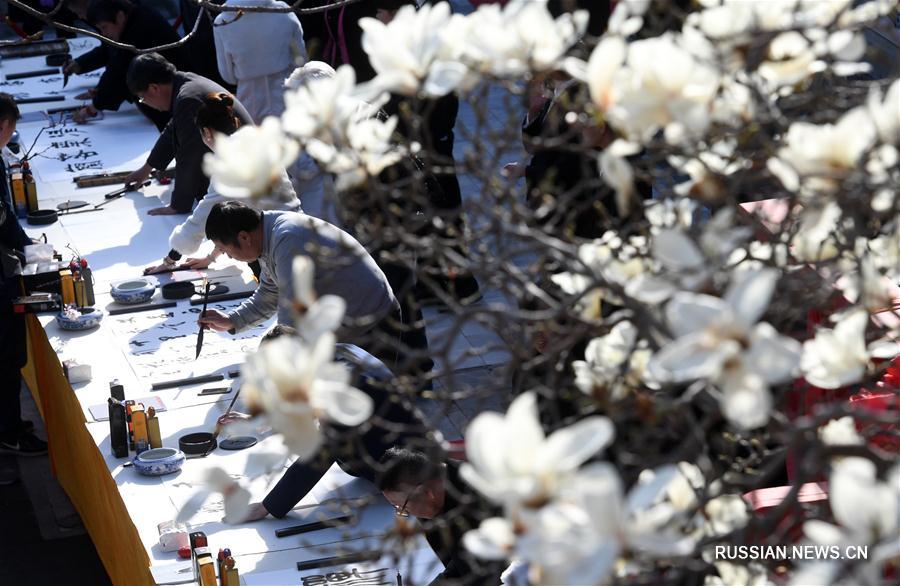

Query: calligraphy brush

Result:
[195,279,210,360]
[62,55,72,88]
[212,382,243,441]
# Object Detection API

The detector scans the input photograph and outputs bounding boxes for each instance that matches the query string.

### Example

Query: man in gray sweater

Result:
[198,202,399,351]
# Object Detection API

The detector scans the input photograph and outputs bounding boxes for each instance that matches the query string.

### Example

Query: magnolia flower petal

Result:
[463,518,516,560]
[625,274,677,305]
[463,411,510,487]
[223,484,253,524]
[721,377,773,430]
[277,410,322,461]
[869,338,900,360]
[598,148,635,216]
[627,464,678,512]
[818,417,864,446]
[744,323,802,384]
[313,383,373,427]
[536,416,615,473]
[503,392,548,474]
[801,309,870,389]
[650,333,734,382]
[459,462,505,503]
[666,292,733,338]
[423,60,468,97]
[292,256,316,307]
[573,462,625,536]
[175,489,211,524]
[724,268,778,329]
[653,229,705,272]
[829,457,885,537]
[298,295,347,344]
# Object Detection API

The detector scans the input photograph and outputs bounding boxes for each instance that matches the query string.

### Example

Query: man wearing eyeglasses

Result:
[377,447,506,585]
[123,53,252,215]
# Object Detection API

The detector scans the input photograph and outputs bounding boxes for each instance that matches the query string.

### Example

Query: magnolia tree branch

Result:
[3,0,363,53]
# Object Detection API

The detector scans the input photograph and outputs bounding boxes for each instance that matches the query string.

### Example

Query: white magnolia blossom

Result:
[818,416,864,446]
[756,31,827,90]
[361,0,588,97]
[665,463,753,541]
[800,309,869,389]
[578,31,720,145]
[650,268,802,429]
[460,391,614,512]
[282,65,401,189]
[551,231,657,311]
[796,457,900,585]
[606,0,650,37]
[832,253,895,313]
[868,78,900,145]
[176,467,253,524]
[629,210,749,306]
[573,321,652,400]
[241,332,372,459]
[868,222,900,281]
[767,106,877,196]
[670,140,745,201]
[598,139,641,215]
[799,308,900,389]
[464,463,686,585]
[203,117,299,199]
[360,2,461,97]
[696,0,850,31]
[460,0,588,79]
[644,197,697,233]
[790,201,845,262]
[239,256,372,458]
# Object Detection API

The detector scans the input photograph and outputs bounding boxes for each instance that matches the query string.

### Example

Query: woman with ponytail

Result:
[143,92,301,274]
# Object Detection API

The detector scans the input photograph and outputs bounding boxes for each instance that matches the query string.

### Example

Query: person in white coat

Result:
[212,0,307,123]
[143,92,301,275]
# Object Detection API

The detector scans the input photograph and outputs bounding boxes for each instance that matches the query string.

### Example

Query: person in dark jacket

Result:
[378,447,506,585]
[0,94,48,464]
[375,0,481,305]
[122,53,252,215]
[218,326,439,521]
[64,0,185,130]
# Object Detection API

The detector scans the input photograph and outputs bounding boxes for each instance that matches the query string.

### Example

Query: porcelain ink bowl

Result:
[133,447,185,476]
[56,306,103,331]
[111,278,155,304]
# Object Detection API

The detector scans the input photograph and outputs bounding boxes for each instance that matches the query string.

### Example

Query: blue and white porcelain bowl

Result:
[133,447,185,476]
[110,278,155,304]
[56,307,103,331]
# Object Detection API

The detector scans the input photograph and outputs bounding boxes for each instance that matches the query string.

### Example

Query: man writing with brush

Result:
[196,202,407,370]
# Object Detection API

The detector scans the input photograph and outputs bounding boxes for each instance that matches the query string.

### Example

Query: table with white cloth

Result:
[5,37,441,586]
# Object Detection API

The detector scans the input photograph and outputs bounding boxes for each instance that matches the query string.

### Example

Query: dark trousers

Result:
[0,281,27,439]
[371,261,433,377]
[420,133,480,300]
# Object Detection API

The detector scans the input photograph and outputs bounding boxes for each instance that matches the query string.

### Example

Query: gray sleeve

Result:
[227,264,280,331]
